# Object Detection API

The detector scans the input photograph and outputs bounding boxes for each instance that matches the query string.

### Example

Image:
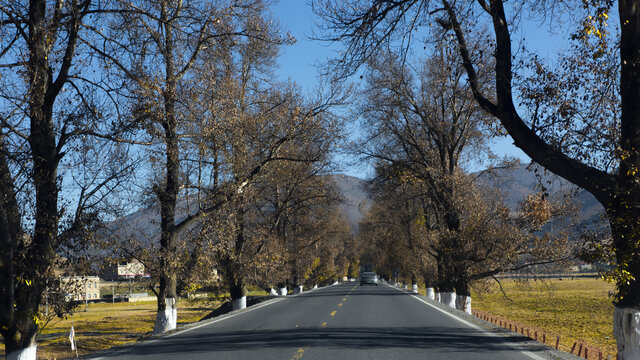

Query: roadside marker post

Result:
[69,322,78,358]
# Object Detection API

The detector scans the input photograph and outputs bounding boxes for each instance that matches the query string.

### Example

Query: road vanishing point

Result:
[90,282,571,360]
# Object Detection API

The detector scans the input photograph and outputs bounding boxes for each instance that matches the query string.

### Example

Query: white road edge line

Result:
[90,283,350,359]
[386,284,546,360]
[89,298,287,360]
[166,297,286,338]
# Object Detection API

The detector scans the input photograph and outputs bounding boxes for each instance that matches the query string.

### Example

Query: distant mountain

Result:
[103,175,372,250]
[331,174,370,233]
[475,163,605,226]
[102,197,203,256]
[328,165,606,235]
[110,166,602,242]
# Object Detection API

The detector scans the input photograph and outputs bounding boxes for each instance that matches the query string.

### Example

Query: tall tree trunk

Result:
[423,275,436,300]
[229,276,246,311]
[436,255,456,308]
[230,210,247,310]
[153,90,180,334]
[2,0,64,355]
[153,0,180,335]
[0,136,22,358]
[153,126,179,334]
[454,279,471,314]
[411,273,418,293]
[612,2,640,358]
[609,196,640,359]
[1,0,87,355]
[154,193,178,334]
[292,258,299,287]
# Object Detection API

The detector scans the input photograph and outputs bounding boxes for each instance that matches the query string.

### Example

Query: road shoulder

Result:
[384,283,583,360]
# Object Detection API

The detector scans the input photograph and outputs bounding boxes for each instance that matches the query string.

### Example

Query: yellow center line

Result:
[342,297,347,301]
[330,310,337,316]
[338,303,343,307]
[321,322,327,327]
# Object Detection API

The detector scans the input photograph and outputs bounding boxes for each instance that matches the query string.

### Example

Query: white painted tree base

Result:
[7,344,36,360]
[278,287,287,296]
[441,292,456,308]
[435,293,441,302]
[293,285,303,294]
[333,281,339,285]
[269,288,278,295]
[456,295,472,314]
[153,299,177,334]
[232,296,246,311]
[614,307,640,359]
[403,284,408,290]
[412,284,419,293]
[313,284,318,289]
[426,287,435,300]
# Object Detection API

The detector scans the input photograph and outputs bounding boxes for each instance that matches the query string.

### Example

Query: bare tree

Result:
[314,1,640,356]
[205,81,345,307]
[0,0,139,358]
[355,45,574,313]
[358,179,429,285]
[91,0,298,333]
[356,46,490,303]
[258,167,327,288]
[97,0,348,318]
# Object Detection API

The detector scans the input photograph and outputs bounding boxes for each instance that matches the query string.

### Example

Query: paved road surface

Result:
[91,282,558,360]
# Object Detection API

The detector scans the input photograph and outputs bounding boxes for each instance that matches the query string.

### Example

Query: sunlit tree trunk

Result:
[423,275,436,300]
[454,280,471,314]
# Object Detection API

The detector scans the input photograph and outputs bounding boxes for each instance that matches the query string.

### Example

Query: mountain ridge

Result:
[102,165,605,247]
[474,163,605,225]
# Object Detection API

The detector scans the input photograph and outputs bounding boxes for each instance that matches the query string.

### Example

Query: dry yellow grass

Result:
[0,298,219,360]
[471,277,616,359]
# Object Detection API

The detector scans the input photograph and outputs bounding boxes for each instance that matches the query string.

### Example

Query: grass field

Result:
[0,288,273,360]
[0,297,220,360]
[471,277,617,359]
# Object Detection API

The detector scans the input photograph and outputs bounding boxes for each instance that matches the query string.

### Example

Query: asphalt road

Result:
[90,282,558,360]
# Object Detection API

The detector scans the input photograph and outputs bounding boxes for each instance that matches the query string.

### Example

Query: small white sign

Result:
[69,326,75,351]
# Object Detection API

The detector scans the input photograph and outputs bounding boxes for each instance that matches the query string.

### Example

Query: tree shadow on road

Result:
[199,295,278,321]
[119,325,547,357]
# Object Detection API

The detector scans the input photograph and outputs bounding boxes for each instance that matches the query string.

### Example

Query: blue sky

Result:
[271,1,546,179]
[272,1,331,93]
